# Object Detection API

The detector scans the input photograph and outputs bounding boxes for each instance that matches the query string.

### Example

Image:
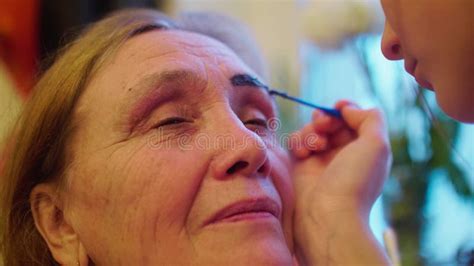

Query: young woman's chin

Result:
[435,89,474,123]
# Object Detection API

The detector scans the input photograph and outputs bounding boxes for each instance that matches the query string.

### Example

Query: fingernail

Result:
[312,110,322,120]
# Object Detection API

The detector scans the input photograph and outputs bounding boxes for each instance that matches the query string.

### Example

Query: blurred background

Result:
[0,0,472,265]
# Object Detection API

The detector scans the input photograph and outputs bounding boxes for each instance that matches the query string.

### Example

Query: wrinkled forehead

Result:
[113,29,255,77]
[73,29,268,136]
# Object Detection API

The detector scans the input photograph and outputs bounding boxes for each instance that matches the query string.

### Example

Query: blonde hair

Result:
[0,8,266,265]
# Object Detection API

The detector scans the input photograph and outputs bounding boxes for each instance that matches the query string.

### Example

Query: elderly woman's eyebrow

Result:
[126,69,204,130]
[231,74,270,91]
[230,73,278,115]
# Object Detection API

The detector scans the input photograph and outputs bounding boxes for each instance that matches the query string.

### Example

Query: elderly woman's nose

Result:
[209,122,271,180]
[381,21,403,60]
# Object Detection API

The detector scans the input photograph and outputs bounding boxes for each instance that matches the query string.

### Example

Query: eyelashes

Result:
[244,118,274,137]
[244,118,269,128]
[152,117,270,131]
[153,117,191,128]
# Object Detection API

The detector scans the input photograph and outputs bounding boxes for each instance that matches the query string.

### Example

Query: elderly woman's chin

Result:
[110,217,293,265]
[0,9,296,266]
[191,220,293,265]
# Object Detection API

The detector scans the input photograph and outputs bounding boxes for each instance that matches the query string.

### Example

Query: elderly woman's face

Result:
[65,30,294,265]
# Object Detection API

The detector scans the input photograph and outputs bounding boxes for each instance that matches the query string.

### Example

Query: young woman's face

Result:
[380,0,474,122]
[63,30,294,265]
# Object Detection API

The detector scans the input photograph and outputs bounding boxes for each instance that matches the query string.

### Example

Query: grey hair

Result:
[177,11,268,80]
[0,8,269,266]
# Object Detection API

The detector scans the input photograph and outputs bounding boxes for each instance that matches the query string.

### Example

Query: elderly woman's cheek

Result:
[65,144,199,260]
[267,147,295,250]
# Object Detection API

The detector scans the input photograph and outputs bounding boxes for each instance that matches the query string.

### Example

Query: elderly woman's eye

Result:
[244,118,268,128]
[154,117,190,128]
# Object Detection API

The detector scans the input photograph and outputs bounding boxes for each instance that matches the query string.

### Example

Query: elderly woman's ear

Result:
[30,184,89,265]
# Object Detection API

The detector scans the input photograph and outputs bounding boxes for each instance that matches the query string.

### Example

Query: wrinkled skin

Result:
[32,27,394,266]
[58,30,294,265]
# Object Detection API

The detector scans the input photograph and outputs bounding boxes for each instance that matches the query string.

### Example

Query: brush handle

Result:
[270,90,342,119]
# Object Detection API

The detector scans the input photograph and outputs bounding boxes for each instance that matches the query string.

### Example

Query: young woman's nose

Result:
[381,21,403,60]
[209,118,271,180]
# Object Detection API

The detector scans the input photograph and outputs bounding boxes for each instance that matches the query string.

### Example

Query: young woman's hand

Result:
[290,100,392,265]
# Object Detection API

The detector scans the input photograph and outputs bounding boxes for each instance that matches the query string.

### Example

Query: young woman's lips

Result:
[415,76,434,90]
[204,198,280,226]
[405,59,417,76]
[405,60,433,90]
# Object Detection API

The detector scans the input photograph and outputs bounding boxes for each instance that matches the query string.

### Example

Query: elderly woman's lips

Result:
[205,198,280,226]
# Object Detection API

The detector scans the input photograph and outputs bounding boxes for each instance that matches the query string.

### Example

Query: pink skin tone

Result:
[289,101,392,265]
[380,0,474,123]
[33,30,294,265]
[32,29,392,265]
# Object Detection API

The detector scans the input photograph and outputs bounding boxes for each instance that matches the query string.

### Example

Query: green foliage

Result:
[353,35,473,265]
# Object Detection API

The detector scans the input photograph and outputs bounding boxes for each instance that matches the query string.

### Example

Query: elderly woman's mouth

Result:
[2,8,296,265]
[204,197,281,226]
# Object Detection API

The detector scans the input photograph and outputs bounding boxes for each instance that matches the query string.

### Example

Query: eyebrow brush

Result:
[266,89,342,119]
[232,75,342,119]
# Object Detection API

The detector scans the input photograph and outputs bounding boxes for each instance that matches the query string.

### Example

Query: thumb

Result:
[337,101,388,137]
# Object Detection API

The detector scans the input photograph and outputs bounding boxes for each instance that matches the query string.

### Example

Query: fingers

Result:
[290,100,389,158]
[312,108,355,148]
[289,123,328,159]
[329,128,355,147]
[312,110,344,134]
[337,100,391,156]
[335,99,356,110]
[337,100,388,138]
